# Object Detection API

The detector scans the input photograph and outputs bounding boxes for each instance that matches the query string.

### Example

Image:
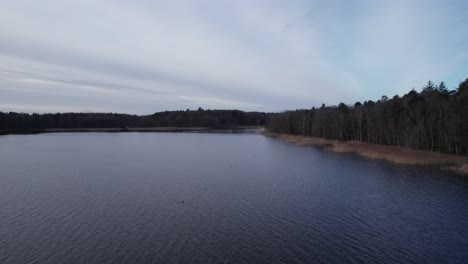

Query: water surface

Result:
[0,132,467,263]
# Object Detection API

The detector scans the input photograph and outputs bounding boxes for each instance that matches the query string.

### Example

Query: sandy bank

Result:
[261,132,468,175]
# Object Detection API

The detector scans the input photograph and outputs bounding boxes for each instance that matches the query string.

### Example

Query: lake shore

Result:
[0,126,263,135]
[260,132,468,175]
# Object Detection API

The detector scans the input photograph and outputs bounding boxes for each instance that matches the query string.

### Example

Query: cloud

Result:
[0,103,114,114]
[0,0,467,113]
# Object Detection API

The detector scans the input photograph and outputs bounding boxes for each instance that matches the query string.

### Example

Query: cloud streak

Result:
[0,0,467,113]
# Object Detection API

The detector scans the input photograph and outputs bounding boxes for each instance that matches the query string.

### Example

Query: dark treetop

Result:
[266,78,468,156]
[0,109,267,132]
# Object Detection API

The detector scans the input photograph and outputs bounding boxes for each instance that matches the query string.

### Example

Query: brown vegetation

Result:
[261,132,468,175]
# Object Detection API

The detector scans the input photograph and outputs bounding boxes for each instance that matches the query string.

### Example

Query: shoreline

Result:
[0,126,263,135]
[261,132,468,175]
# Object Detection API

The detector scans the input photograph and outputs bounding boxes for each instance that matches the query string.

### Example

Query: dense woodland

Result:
[266,79,468,156]
[2,79,468,156]
[0,109,266,131]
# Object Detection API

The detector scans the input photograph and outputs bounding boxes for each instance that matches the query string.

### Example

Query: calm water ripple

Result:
[0,132,467,264]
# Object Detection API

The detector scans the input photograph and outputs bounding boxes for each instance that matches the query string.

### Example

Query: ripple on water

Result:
[0,132,468,264]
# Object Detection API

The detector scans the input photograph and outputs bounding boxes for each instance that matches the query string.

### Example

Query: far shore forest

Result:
[1,78,467,156]
[0,110,267,131]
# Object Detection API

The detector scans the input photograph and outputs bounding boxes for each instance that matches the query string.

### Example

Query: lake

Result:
[0,131,467,264]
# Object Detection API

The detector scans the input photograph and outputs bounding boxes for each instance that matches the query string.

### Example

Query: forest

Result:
[0,109,266,132]
[2,79,467,156]
[266,78,468,155]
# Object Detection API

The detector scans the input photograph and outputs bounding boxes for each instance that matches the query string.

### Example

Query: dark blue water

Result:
[0,132,467,264]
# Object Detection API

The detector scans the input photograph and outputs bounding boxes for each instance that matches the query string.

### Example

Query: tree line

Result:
[266,79,468,155]
[0,109,267,131]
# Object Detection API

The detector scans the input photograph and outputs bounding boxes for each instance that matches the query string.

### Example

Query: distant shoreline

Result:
[261,132,468,175]
[0,126,263,135]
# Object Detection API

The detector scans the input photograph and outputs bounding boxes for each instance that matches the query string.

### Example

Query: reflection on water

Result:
[0,132,467,264]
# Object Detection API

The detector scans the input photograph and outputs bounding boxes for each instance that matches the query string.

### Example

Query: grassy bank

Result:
[261,132,468,175]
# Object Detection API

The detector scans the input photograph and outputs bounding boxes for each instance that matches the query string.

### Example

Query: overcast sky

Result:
[1,0,467,114]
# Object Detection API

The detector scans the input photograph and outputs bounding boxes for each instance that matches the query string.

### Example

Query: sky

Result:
[0,0,467,114]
